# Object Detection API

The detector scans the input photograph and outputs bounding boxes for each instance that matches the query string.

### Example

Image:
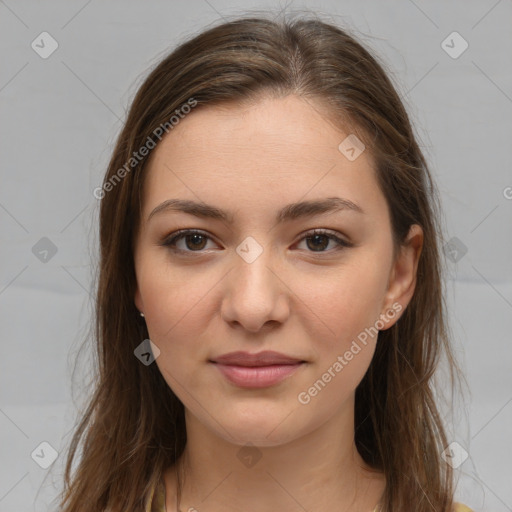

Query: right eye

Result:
[161,229,220,253]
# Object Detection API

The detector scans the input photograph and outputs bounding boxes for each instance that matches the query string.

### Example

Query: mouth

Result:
[209,351,306,388]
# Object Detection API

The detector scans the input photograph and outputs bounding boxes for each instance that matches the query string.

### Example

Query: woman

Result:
[59,13,471,512]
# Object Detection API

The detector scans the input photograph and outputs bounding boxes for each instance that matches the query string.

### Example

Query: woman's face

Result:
[133,94,421,446]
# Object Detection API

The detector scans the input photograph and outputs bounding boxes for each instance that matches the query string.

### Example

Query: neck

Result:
[165,395,385,512]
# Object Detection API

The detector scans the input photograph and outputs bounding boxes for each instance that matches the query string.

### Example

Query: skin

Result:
[133,94,423,512]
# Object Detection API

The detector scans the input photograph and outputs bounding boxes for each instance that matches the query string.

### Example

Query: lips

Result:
[209,351,306,388]
[210,350,305,367]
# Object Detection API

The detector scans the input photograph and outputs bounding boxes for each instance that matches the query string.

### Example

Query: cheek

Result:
[291,270,383,418]
[287,254,390,403]
[137,257,213,342]
[137,260,226,394]
[295,257,389,346]
[141,270,212,397]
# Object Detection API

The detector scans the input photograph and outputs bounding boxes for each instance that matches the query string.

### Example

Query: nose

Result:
[220,244,290,333]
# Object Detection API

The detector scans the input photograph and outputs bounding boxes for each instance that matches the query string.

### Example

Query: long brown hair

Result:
[59,12,459,512]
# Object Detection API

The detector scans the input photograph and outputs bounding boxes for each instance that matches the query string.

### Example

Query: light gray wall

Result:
[1,1,511,510]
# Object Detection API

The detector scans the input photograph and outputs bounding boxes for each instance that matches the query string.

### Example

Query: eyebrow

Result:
[147,196,364,224]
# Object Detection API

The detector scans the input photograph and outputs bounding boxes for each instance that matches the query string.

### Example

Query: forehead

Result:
[142,95,387,221]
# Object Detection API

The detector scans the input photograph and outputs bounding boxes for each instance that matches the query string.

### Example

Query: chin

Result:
[210,408,307,447]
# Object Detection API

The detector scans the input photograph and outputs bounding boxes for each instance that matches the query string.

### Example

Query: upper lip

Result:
[210,350,305,367]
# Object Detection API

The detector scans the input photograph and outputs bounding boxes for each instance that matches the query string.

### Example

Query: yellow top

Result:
[145,476,474,512]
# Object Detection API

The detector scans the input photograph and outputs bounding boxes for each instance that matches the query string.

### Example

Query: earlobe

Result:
[380,224,423,330]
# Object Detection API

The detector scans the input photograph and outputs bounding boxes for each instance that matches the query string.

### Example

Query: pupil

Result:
[308,234,328,251]
[187,234,206,250]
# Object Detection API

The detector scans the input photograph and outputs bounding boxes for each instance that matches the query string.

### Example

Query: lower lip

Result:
[212,362,304,388]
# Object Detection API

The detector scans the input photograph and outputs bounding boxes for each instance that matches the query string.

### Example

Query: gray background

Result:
[1,0,511,510]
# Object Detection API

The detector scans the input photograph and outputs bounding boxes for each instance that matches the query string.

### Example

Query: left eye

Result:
[296,230,351,252]
[161,229,351,253]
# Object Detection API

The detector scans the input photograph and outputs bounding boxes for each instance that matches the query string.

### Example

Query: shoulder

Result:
[454,503,474,512]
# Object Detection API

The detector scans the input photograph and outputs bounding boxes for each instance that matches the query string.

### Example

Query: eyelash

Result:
[160,228,352,255]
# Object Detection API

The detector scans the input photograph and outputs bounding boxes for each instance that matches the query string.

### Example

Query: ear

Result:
[379,224,423,330]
